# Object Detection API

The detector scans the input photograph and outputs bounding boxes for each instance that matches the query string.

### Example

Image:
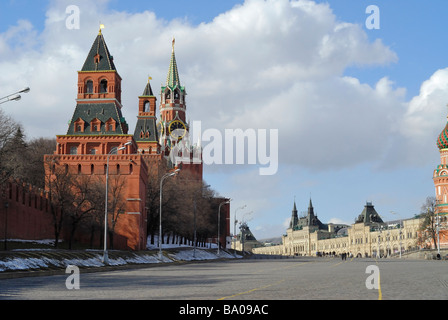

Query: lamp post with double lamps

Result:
[0,87,30,105]
[103,141,132,265]
[159,168,180,260]
[217,199,231,255]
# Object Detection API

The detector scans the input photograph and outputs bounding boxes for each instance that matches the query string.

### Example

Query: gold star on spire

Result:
[99,22,105,35]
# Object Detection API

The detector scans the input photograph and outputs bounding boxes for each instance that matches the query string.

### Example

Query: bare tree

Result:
[0,110,23,183]
[144,160,167,245]
[418,196,438,249]
[107,174,128,249]
[66,175,100,249]
[24,137,56,188]
[44,160,75,248]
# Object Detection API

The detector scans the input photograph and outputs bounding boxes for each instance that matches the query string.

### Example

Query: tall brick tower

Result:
[434,114,448,213]
[432,111,448,250]
[45,29,148,250]
[157,39,203,180]
[133,77,160,155]
[434,111,448,214]
[157,38,188,151]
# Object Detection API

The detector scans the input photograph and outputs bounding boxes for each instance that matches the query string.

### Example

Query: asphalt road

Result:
[1,256,447,301]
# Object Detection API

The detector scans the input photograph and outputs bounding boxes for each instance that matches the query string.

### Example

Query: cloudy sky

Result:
[1,0,448,240]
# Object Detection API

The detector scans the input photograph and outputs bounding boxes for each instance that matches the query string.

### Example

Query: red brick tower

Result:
[434,114,448,213]
[133,77,160,155]
[44,29,148,250]
[157,39,203,180]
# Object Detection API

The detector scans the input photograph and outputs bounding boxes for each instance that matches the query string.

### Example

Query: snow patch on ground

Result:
[0,237,240,273]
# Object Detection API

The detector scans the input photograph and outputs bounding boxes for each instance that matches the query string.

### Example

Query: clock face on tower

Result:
[169,120,187,139]
[157,121,164,136]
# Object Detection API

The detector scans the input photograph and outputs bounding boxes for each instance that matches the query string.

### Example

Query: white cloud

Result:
[402,68,448,146]
[327,217,351,225]
[0,0,441,172]
[374,67,448,169]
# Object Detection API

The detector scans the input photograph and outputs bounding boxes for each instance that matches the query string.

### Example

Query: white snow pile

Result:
[0,238,240,273]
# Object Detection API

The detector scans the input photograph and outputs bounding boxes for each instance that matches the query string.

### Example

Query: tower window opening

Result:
[86,80,93,94]
[70,146,78,155]
[100,79,108,93]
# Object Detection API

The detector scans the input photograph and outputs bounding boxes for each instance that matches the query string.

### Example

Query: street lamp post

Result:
[159,168,180,260]
[437,214,441,256]
[192,184,210,258]
[3,202,9,251]
[0,87,30,105]
[387,230,391,258]
[399,221,403,259]
[103,141,132,265]
[193,197,197,258]
[376,224,382,259]
[240,211,253,256]
[233,205,246,256]
[390,211,403,258]
[217,199,231,255]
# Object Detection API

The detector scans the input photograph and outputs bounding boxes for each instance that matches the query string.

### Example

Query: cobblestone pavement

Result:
[0,256,446,300]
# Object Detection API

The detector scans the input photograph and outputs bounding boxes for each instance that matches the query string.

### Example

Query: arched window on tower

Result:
[100,79,108,93]
[165,89,171,100]
[86,80,93,94]
[174,89,180,100]
[144,100,150,112]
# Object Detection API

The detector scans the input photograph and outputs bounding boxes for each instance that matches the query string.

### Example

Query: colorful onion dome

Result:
[438,121,448,149]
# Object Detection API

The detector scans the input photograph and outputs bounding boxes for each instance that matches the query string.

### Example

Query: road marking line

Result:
[377,267,382,300]
[217,279,286,300]
[373,259,382,300]
[330,261,344,267]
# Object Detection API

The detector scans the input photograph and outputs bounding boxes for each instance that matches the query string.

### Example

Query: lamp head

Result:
[9,94,21,101]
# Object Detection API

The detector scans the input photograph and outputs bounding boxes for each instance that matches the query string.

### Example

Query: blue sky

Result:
[1,0,448,240]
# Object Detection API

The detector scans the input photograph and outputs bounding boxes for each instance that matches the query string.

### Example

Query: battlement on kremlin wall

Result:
[0,178,54,241]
